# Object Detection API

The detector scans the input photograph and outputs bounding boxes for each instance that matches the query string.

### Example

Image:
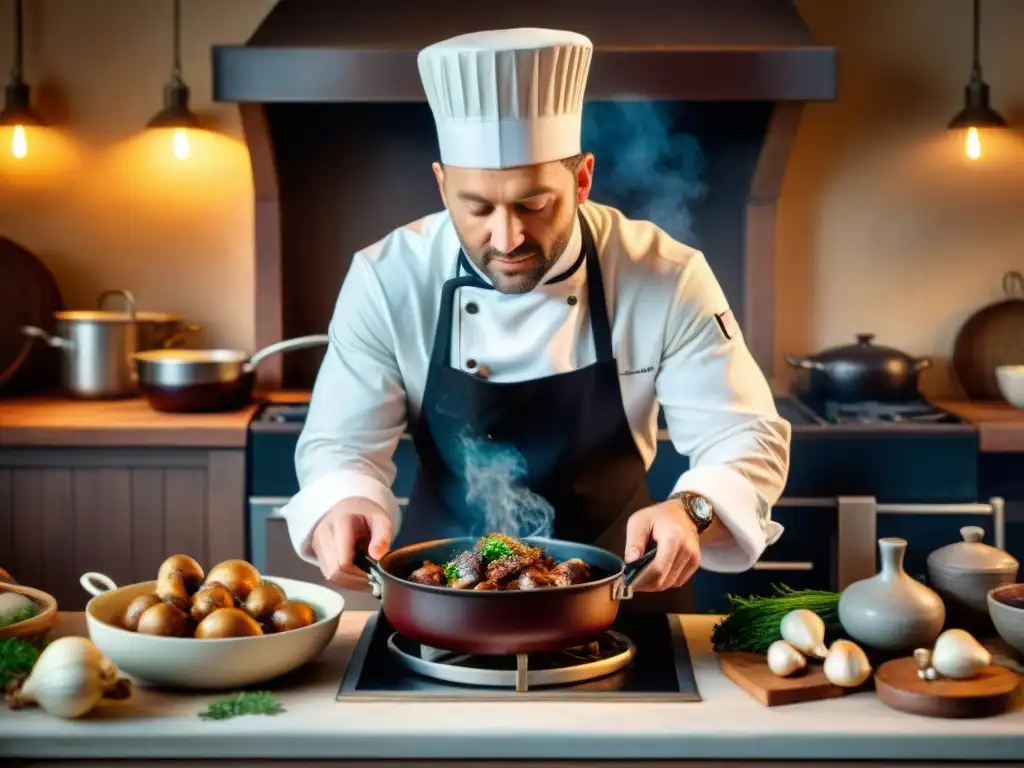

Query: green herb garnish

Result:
[0,604,39,628]
[476,535,517,562]
[442,561,460,584]
[710,584,842,653]
[199,691,284,721]
[0,637,41,688]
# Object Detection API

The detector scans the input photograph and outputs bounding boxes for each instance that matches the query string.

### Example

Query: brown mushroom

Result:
[121,594,161,632]
[156,554,205,612]
[243,582,287,623]
[136,601,189,637]
[204,560,261,602]
[190,584,234,623]
[270,601,317,633]
[194,607,263,639]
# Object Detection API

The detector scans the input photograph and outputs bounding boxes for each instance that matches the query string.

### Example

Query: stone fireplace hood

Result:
[212,0,836,103]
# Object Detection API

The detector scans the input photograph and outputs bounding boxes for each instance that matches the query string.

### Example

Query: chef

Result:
[280,28,791,610]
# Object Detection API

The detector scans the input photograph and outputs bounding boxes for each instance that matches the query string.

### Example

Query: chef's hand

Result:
[310,498,392,591]
[623,500,700,591]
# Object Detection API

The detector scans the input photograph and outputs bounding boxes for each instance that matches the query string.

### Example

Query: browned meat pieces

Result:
[486,552,540,581]
[473,579,500,590]
[551,558,592,587]
[408,561,445,586]
[517,567,557,590]
[447,551,483,589]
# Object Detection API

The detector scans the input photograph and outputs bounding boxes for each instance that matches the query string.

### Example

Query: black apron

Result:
[398,210,693,613]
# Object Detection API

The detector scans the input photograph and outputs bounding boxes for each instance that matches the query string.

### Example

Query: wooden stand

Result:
[874,656,1021,718]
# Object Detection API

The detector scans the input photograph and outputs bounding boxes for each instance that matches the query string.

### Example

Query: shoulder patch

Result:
[714,308,739,340]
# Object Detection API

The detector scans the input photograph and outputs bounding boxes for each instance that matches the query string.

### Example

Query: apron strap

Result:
[578,210,614,364]
[432,209,615,370]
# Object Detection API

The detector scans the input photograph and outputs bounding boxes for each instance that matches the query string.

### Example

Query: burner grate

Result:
[387,630,636,691]
[824,400,955,425]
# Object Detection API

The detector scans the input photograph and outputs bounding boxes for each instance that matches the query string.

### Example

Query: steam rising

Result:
[581,101,708,243]
[459,433,554,539]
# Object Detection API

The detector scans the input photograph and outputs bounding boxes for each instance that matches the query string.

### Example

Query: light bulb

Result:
[12,125,27,159]
[965,126,981,160]
[173,128,190,160]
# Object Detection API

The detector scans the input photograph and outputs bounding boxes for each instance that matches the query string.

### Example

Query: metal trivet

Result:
[386,630,636,692]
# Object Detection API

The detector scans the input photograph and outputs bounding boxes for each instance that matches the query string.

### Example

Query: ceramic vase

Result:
[838,537,946,651]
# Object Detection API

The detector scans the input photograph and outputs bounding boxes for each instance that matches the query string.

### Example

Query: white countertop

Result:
[1,611,1022,763]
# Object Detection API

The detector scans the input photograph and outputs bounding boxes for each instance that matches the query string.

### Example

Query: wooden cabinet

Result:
[0,448,246,611]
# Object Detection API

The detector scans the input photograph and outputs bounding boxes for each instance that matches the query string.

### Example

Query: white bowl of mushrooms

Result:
[79,555,344,690]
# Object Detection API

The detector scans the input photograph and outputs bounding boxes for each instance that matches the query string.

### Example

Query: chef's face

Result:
[433,154,595,294]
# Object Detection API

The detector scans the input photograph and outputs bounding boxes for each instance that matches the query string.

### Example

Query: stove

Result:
[782,393,969,428]
[336,611,701,701]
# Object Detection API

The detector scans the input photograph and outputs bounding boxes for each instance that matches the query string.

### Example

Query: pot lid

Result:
[927,526,1019,572]
[54,310,137,323]
[55,310,181,323]
[812,333,916,364]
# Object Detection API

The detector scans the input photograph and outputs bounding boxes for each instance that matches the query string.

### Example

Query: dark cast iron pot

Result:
[786,333,932,404]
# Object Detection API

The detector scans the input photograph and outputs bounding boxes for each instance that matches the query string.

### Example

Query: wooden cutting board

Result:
[874,656,1021,718]
[717,651,849,706]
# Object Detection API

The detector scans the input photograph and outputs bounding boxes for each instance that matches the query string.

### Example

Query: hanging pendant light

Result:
[947,0,1007,161]
[147,0,199,160]
[0,0,44,160]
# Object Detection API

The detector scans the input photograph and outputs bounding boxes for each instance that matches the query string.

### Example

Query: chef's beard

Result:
[456,210,576,295]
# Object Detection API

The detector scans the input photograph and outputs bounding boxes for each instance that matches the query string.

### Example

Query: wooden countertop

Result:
[0,392,311,449]
[933,399,1024,452]
[0,611,1020,764]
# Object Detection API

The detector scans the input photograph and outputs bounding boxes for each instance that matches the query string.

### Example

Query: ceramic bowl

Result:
[0,583,59,641]
[987,583,1024,655]
[996,365,1024,409]
[80,572,344,690]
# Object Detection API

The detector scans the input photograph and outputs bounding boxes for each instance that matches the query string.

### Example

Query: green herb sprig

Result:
[710,584,842,653]
[477,537,515,562]
[0,637,41,688]
[442,561,460,584]
[198,691,284,721]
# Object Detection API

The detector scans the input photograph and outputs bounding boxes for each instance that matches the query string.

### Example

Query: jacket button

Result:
[466,302,479,314]
[466,359,477,369]
[567,295,578,306]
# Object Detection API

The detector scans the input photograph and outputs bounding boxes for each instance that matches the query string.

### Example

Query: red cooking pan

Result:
[359,536,657,655]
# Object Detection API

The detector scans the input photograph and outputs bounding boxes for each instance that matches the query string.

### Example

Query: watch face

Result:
[690,495,713,521]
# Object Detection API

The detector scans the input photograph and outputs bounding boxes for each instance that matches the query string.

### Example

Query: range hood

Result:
[213,0,836,103]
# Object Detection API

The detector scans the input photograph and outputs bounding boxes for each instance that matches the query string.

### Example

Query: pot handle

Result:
[244,334,330,372]
[613,545,659,601]
[784,355,824,371]
[97,289,137,318]
[913,357,933,373]
[21,325,75,350]
[1003,271,1024,298]
[80,572,118,597]
[356,554,383,599]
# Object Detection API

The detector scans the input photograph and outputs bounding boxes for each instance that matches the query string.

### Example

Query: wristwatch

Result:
[668,490,714,535]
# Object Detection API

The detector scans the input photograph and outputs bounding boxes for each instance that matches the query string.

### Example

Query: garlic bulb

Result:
[930,629,991,680]
[6,636,132,719]
[767,640,807,677]
[823,639,872,688]
[779,609,828,659]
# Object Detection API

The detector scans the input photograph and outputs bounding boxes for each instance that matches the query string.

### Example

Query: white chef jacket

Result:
[281,200,791,573]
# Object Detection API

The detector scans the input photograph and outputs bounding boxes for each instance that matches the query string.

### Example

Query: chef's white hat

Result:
[417,28,593,169]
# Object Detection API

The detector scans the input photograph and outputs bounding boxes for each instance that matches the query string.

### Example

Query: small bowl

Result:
[987,583,1024,655]
[80,572,344,690]
[0,583,59,641]
[995,365,1024,409]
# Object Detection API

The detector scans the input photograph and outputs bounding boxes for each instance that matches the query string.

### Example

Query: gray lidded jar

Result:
[927,526,1019,628]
